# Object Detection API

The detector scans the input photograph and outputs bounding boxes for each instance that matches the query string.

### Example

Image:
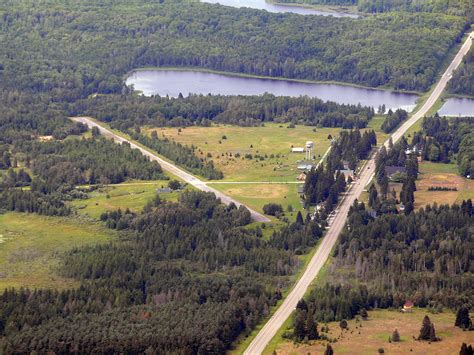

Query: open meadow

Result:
[70,179,186,219]
[147,123,342,182]
[415,161,474,208]
[0,212,114,290]
[270,308,474,355]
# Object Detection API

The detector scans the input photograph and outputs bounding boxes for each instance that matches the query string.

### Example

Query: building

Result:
[402,300,414,312]
[297,164,314,171]
[157,187,173,193]
[297,173,306,181]
[291,147,305,153]
[336,169,355,182]
[385,166,407,178]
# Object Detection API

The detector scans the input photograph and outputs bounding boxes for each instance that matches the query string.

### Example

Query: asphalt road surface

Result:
[71,116,271,223]
[244,31,473,355]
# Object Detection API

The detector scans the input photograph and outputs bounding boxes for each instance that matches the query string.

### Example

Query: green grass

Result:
[70,180,186,219]
[419,161,459,174]
[0,212,115,290]
[148,123,340,182]
[211,183,304,221]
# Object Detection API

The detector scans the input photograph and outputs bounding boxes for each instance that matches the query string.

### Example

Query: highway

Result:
[71,116,271,223]
[244,31,473,354]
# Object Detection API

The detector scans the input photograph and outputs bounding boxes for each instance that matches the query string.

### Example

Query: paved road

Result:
[244,31,473,355]
[71,117,271,223]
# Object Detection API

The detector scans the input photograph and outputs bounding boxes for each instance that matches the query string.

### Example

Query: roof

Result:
[291,147,305,153]
[403,300,414,308]
[385,166,407,176]
[297,164,314,170]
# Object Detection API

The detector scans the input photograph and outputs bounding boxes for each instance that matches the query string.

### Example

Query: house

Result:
[291,147,305,153]
[297,185,305,194]
[385,166,407,179]
[402,300,414,312]
[336,169,355,182]
[297,173,306,182]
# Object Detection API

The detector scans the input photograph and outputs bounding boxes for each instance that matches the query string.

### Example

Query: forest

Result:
[0,135,166,216]
[73,93,375,129]
[448,47,474,97]
[412,115,474,176]
[0,191,325,353]
[0,0,467,98]
[290,199,474,338]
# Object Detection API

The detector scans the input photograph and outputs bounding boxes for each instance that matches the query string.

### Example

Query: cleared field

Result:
[147,124,342,182]
[271,309,474,355]
[415,161,474,208]
[0,212,114,290]
[211,183,304,222]
[70,180,185,219]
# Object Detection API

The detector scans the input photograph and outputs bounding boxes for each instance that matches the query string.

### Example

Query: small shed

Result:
[157,187,173,193]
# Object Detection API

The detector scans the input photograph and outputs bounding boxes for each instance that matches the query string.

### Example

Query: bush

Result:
[263,203,283,216]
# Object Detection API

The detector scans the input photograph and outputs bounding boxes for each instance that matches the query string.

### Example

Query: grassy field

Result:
[70,180,187,219]
[415,161,474,208]
[146,123,341,182]
[271,308,474,354]
[211,182,304,222]
[0,212,114,290]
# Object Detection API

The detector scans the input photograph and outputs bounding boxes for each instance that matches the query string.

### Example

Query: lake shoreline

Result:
[267,0,361,16]
[124,66,423,96]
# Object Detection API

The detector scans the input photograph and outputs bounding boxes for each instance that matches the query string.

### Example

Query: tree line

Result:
[412,115,474,177]
[72,93,375,129]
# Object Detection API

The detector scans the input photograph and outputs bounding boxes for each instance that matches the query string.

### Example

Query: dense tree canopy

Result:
[0,0,466,96]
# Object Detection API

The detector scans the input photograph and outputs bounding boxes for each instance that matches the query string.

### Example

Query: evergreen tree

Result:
[360,308,368,320]
[460,343,473,355]
[455,306,472,329]
[418,315,432,340]
[324,344,334,355]
[391,329,400,342]
[296,211,304,225]
[306,315,319,340]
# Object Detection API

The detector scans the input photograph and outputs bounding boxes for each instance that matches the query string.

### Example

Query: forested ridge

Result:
[0,191,326,353]
[0,0,466,95]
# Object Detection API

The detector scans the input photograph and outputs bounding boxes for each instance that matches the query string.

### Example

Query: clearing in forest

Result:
[146,123,342,182]
[415,161,474,208]
[271,309,474,354]
[0,212,114,290]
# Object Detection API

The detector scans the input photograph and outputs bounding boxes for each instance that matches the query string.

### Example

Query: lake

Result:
[126,69,419,111]
[438,98,474,117]
[201,0,359,18]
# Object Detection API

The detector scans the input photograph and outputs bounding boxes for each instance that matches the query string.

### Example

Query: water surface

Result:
[126,69,418,111]
[201,0,359,18]
[438,98,474,117]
